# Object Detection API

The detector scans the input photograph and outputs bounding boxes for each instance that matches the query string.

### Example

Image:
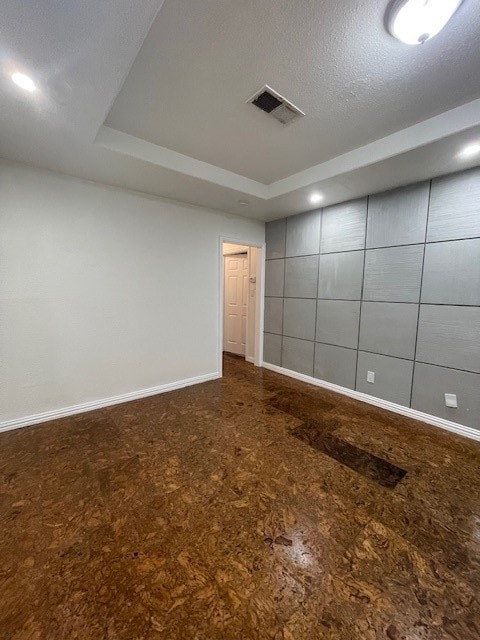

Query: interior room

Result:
[1,1,480,638]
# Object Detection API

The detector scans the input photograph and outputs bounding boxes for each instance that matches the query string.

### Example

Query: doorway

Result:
[223,247,249,357]
[220,241,263,370]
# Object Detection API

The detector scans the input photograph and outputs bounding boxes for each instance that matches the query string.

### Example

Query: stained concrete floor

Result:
[1,355,480,639]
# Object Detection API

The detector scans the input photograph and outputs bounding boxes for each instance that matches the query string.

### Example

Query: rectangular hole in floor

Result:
[292,420,407,489]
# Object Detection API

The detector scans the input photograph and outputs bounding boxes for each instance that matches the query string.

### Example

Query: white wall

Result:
[0,161,264,425]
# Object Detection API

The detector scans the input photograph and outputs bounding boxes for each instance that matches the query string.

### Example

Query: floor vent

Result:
[248,85,305,125]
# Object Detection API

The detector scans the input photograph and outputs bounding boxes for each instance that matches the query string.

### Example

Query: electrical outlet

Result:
[445,393,458,408]
[367,371,375,384]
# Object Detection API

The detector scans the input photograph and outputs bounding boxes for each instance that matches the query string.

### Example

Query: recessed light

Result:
[238,200,249,206]
[459,143,480,159]
[309,192,323,205]
[11,72,36,92]
[387,0,463,45]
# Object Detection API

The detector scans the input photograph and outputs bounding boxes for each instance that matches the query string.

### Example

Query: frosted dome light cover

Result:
[388,0,463,45]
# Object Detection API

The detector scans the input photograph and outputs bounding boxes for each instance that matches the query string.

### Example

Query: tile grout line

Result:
[264,331,480,375]
[313,208,323,377]
[280,219,287,367]
[265,295,480,308]
[354,198,369,390]
[264,235,480,261]
[409,179,432,408]
[413,360,480,376]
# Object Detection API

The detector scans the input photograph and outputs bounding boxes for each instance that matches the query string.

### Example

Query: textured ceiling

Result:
[0,0,479,221]
[105,0,480,183]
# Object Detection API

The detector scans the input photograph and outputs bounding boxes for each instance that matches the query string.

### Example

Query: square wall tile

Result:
[283,298,316,341]
[411,363,480,430]
[285,255,319,298]
[416,305,480,374]
[367,182,429,248]
[263,332,282,366]
[266,219,286,259]
[321,198,367,254]
[421,238,480,306]
[282,337,314,376]
[356,352,413,407]
[359,302,418,360]
[286,210,321,257]
[314,343,357,389]
[318,251,364,300]
[264,297,283,335]
[315,300,360,349]
[265,259,285,297]
[363,245,424,302]
[427,167,480,242]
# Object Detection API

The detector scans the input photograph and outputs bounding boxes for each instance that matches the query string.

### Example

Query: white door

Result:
[224,253,248,356]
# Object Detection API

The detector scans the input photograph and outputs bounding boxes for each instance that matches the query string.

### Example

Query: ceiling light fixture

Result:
[459,143,480,159]
[310,192,324,205]
[387,0,463,45]
[11,72,36,92]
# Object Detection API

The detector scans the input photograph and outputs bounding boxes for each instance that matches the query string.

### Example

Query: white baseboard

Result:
[4,363,478,443]
[0,372,221,434]
[262,362,480,443]
[245,356,255,364]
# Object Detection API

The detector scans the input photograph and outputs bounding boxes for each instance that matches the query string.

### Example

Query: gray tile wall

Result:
[264,166,480,431]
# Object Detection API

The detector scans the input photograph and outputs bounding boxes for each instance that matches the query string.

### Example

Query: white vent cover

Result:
[247,85,305,125]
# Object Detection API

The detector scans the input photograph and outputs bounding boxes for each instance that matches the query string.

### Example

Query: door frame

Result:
[218,236,265,376]
[223,251,248,358]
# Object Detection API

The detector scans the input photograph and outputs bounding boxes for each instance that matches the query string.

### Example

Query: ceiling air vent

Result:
[248,85,305,125]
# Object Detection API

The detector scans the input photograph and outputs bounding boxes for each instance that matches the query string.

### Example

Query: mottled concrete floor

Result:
[1,355,480,639]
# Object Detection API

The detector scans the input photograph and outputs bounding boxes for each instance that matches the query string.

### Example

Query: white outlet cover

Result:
[367,371,375,384]
[445,393,458,408]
